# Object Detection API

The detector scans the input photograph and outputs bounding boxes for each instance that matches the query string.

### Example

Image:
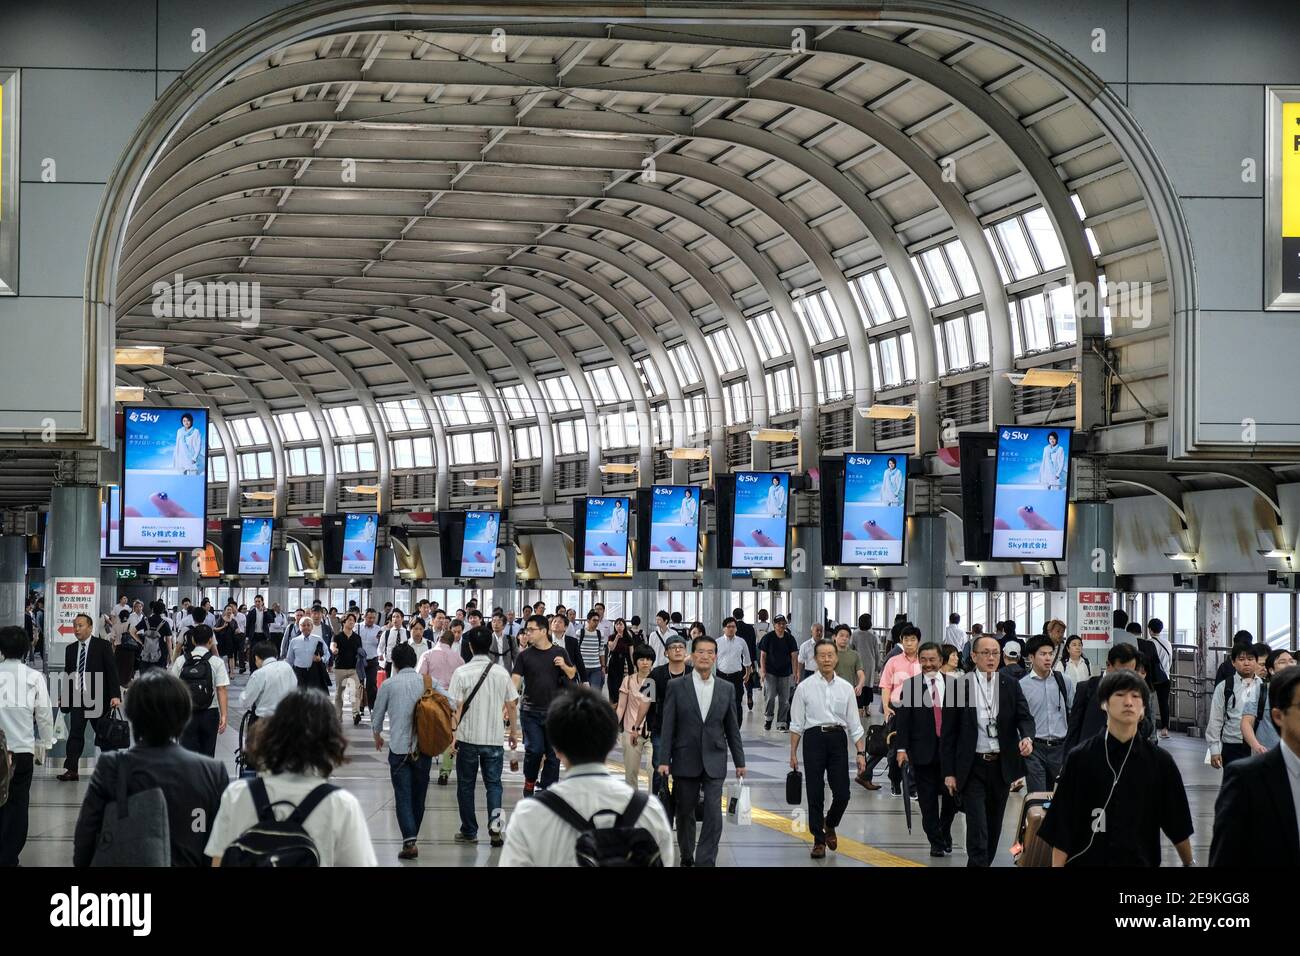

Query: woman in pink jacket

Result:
[615,645,657,789]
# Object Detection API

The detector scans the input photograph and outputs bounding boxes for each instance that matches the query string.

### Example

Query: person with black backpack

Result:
[499,686,674,867]
[134,600,172,674]
[1019,636,1076,793]
[205,690,376,867]
[169,624,229,758]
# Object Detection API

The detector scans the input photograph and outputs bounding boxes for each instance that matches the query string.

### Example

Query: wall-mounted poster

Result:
[120,407,208,550]
[1267,87,1300,309]
[991,426,1071,560]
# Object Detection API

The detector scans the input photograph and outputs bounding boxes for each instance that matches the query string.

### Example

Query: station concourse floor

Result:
[20,671,1224,868]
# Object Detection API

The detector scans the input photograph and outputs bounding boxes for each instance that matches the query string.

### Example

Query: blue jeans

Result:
[521,709,560,788]
[650,732,663,770]
[587,668,605,691]
[456,743,504,839]
[388,751,432,844]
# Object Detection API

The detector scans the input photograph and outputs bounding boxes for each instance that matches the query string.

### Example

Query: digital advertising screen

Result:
[148,557,179,576]
[731,471,789,569]
[341,513,378,574]
[648,485,700,572]
[460,510,499,578]
[582,496,630,574]
[120,406,208,550]
[991,426,1072,560]
[840,454,908,565]
[238,517,273,575]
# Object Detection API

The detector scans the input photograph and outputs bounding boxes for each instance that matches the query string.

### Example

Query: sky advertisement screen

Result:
[582,496,630,573]
[460,510,499,578]
[120,407,207,549]
[648,485,700,571]
[991,426,1072,560]
[238,517,272,575]
[148,557,179,576]
[341,512,378,574]
[731,471,789,569]
[840,454,908,565]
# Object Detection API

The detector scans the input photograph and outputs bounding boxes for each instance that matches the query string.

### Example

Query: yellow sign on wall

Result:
[1267,89,1300,308]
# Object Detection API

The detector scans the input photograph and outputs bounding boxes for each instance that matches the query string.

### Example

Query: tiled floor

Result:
[18,672,1224,867]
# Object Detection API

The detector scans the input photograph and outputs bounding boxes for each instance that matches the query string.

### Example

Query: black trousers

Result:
[1222,742,1252,767]
[1153,681,1171,730]
[912,759,956,850]
[803,727,850,843]
[181,707,220,758]
[718,670,745,724]
[63,707,105,772]
[0,752,34,866]
[364,659,380,713]
[673,775,725,866]
[962,756,1011,867]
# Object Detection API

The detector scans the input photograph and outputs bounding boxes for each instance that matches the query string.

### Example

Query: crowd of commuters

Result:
[0,596,1295,870]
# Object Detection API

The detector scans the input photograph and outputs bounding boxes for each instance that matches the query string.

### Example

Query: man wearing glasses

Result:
[940,634,1035,867]
[511,614,577,798]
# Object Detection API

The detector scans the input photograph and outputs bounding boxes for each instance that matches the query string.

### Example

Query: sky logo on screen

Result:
[590,498,607,505]
[653,487,673,496]
[737,473,759,483]
[848,456,869,466]
[126,411,160,424]
[1001,430,1030,441]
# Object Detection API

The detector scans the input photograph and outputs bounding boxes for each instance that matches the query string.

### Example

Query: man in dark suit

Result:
[895,641,958,857]
[59,612,122,782]
[657,635,746,867]
[1066,643,1143,752]
[1210,666,1300,867]
[940,634,1035,867]
[733,608,759,711]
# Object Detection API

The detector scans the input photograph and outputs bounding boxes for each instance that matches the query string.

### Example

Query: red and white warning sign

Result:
[49,577,98,651]
[1077,590,1112,643]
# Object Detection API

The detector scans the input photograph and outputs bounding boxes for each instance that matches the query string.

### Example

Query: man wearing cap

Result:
[758,615,799,732]
[1001,641,1027,681]
[648,635,692,784]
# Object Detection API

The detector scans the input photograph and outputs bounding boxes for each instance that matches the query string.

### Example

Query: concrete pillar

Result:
[267,545,289,611]
[0,536,27,628]
[177,553,199,602]
[369,545,396,613]
[1065,501,1115,672]
[906,513,946,645]
[701,542,728,635]
[493,521,518,617]
[630,568,659,632]
[788,524,824,642]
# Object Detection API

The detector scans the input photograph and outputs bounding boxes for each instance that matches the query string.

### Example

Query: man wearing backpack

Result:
[1207,643,1263,771]
[372,642,446,860]
[135,600,172,673]
[449,627,519,848]
[1019,636,1075,793]
[499,687,675,867]
[170,624,229,757]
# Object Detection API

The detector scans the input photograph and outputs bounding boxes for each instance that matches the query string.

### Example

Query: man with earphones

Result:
[1039,670,1195,867]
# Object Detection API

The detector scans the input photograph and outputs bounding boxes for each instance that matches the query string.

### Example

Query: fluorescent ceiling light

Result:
[242,491,276,501]
[115,346,165,366]
[345,484,380,495]
[666,447,709,461]
[114,386,144,403]
[462,477,501,489]
[598,463,638,475]
[1258,549,1293,559]
[1163,551,1199,562]
[859,404,916,420]
[748,428,798,443]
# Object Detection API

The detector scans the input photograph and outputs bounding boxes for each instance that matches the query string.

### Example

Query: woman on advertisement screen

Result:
[172,413,203,475]
[880,457,904,505]
[766,475,787,517]
[1039,431,1066,490]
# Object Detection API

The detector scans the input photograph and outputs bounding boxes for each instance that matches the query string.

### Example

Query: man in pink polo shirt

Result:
[857,624,923,796]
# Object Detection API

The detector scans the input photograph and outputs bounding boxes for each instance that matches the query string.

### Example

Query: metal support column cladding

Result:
[1066,456,1115,672]
[369,541,396,614]
[493,517,518,616]
[0,536,27,630]
[267,545,289,613]
[906,478,946,647]
[788,522,825,642]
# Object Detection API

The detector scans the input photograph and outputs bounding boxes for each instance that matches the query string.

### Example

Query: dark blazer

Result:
[246,607,273,639]
[1209,746,1300,867]
[1135,637,1169,684]
[894,672,956,767]
[940,670,1035,790]
[660,672,745,779]
[63,636,121,711]
[73,743,230,867]
[1065,675,1103,753]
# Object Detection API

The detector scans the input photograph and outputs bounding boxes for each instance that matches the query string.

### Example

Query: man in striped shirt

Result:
[577,611,607,691]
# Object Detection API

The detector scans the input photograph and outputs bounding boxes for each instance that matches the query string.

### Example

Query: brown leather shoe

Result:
[810,842,826,859]
[825,826,838,851]
[56,771,79,782]
[398,844,418,860]
[855,773,880,791]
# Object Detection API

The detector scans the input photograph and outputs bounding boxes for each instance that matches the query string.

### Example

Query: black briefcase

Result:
[95,706,131,752]
[786,769,803,805]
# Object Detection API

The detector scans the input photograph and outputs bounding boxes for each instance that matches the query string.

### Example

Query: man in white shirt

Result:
[593,602,614,640]
[943,612,967,650]
[715,617,753,725]
[797,623,823,682]
[500,686,675,867]
[170,624,229,758]
[0,625,55,865]
[1207,644,1260,769]
[449,627,519,847]
[284,617,328,689]
[647,611,675,667]
[789,637,866,859]
[241,640,298,721]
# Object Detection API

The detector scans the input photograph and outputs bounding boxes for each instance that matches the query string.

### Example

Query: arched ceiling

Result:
[89,11,1179,515]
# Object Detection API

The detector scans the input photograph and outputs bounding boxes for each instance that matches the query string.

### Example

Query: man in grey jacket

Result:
[657,635,746,867]
[851,613,880,712]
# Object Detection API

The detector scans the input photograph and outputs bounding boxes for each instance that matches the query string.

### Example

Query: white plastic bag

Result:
[736,784,752,826]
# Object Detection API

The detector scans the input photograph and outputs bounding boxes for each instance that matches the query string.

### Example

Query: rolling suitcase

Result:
[1012,791,1055,867]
